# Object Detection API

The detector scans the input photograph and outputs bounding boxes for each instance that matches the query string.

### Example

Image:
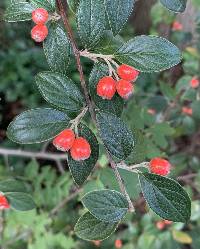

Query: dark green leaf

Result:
[82,190,128,222]
[77,0,106,48]
[4,1,34,22]
[43,23,71,75]
[192,101,200,120]
[89,63,124,116]
[67,0,79,13]
[30,0,56,11]
[104,0,135,35]
[35,71,84,112]
[0,180,27,193]
[97,111,134,160]
[68,124,99,186]
[139,173,191,222]
[160,0,187,13]
[6,192,36,211]
[7,108,70,144]
[115,35,182,73]
[75,212,118,241]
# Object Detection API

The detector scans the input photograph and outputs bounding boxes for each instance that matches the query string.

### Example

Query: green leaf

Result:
[89,63,124,116]
[160,0,187,13]
[139,173,191,222]
[115,35,182,73]
[35,71,84,112]
[7,108,70,144]
[43,23,71,75]
[77,0,106,48]
[104,0,135,35]
[68,124,99,186]
[6,192,36,211]
[4,1,34,22]
[0,179,27,193]
[192,101,200,120]
[67,0,79,13]
[97,111,134,160]
[75,212,118,241]
[82,190,129,223]
[30,0,56,11]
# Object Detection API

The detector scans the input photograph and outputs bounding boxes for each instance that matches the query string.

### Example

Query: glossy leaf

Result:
[104,0,135,35]
[35,71,84,112]
[68,124,99,186]
[7,108,70,144]
[77,0,106,48]
[43,23,71,75]
[97,111,134,160]
[160,0,187,13]
[82,190,129,222]
[139,173,191,222]
[6,192,36,211]
[115,35,182,73]
[75,212,118,241]
[89,63,124,116]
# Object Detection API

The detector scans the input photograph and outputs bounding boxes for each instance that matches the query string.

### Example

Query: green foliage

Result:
[160,0,187,12]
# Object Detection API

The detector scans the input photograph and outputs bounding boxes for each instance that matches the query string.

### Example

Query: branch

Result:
[56,0,135,212]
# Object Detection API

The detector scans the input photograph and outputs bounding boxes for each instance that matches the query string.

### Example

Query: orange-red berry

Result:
[117,64,139,81]
[116,79,134,99]
[172,21,183,31]
[97,76,116,100]
[53,129,75,152]
[70,137,91,161]
[156,221,166,230]
[115,239,123,249]
[32,8,49,24]
[190,77,200,89]
[31,24,48,42]
[182,107,193,116]
[149,157,171,176]
[0,194,10,210]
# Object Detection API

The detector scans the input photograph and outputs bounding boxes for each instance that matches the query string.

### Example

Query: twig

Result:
[117,162,149,171]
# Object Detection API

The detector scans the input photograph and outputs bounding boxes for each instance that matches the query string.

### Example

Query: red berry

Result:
[172,21,183,31]
[97,76,116,100]
[32,8,49,24]
[0,194,10,210]
[116,79,134,99]
[190,77,200,89]
[117,64,139,81]
[31,24,48,42]
[149,158,171,176]
[182,107,193,116]
[53,129,75,152]
[70,137,91,161]
[115,239,123,249]
[156,221,166,230]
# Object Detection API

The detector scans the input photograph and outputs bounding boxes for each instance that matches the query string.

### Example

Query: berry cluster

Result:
[149,157,171,176]
[53,129,91,161]
[31,8,49,42]
[0,194,10,210]
[97,64,139,100]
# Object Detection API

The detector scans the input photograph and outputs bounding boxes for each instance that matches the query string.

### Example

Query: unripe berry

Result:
[97,76,116,100]
[53,129,75,152]
[32,8,49,24]
[149,157,171,176]
[117,64,139,81]
[156,221,165,230]
[115,239,123,249]
[182,107,193,116]
[172,21,183,31]
[190,77,200,89]
[70,137,91,161]
[116,79,133,99]
[0,194,10,210]
[31,24,48,43]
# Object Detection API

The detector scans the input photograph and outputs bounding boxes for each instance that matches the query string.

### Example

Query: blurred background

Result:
[1,0,200,248]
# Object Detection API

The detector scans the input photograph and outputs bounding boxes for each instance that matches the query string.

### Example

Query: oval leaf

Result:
[68,124,99,186]
[6,192,36,211]
[30,0,56,11]
[43,23,71,75]
[75,212,118,241]
[104,0,135,35]
[89,63,124,117]
[82,190,129,222]
[0,180,27,193]
[160,0,187,13]
[67,0,80,13]
[7,108,70,144]
[139,173,191,222]
[35,71,84,112]
[97,111,134,160]
[115,35,182,73]
[77,0,106,48]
